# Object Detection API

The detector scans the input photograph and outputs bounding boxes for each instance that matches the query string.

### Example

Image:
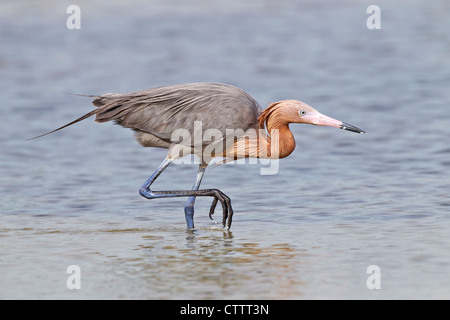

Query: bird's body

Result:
[32,82,365,229]
[94,83,261,151]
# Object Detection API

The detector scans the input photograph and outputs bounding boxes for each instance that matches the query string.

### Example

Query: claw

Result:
[207,190,232,228]
[209,197,218,220]
[223,194,233,229]
[214,190,228,228]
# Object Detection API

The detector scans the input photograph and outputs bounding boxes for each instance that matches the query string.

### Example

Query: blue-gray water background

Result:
[1,0,449,299]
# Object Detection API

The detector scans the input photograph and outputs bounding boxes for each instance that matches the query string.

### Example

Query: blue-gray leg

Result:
[184,166,206,228]
[139,159,172,196]
[138,159,234,229]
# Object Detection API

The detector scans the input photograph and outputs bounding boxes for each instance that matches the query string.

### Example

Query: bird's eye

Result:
[299,110,307,116]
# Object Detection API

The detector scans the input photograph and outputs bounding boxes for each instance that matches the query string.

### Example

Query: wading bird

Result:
[31,83,365,229]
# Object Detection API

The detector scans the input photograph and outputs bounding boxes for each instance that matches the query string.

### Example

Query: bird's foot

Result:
[139,187,233,229]
[208,189,233,229]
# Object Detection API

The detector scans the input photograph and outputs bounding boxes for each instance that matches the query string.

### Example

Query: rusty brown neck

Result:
[265,112,296,159]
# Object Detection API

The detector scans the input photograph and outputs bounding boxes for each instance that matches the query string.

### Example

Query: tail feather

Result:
[27,109,98,140]
[94,104,128,123]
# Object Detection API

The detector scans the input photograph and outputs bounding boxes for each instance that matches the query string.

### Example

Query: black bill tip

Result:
[340,122,366,134]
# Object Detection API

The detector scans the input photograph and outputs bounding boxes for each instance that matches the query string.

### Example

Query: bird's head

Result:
[260,100,365,134]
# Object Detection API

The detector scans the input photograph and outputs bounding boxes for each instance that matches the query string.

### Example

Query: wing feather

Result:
[97,83,262,143]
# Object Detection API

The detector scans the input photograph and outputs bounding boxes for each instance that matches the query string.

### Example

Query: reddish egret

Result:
[31,83,365,229]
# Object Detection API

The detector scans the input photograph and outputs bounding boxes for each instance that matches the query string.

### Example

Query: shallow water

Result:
[1,0,450,299]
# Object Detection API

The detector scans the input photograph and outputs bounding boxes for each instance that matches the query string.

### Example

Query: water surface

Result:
[1,0,450,299]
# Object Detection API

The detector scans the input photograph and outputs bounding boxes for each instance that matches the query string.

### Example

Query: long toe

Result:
[211,189,228,227]
[209,197,218,220]
[226,205,234,229]
[217,191,231,228]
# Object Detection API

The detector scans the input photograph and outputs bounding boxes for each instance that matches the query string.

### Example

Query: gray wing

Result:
[94,83,262,144]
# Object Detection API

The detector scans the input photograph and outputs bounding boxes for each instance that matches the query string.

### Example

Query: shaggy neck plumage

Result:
[258,102,296,159]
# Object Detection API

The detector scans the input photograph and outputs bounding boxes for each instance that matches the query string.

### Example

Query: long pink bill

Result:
[314,113,366,134]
